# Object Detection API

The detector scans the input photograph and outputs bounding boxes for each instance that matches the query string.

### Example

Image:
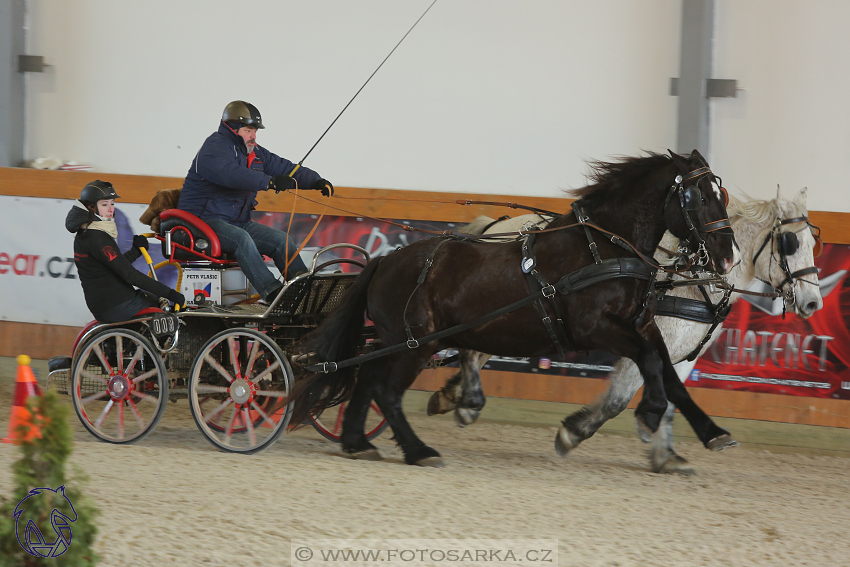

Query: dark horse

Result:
[291,150,736,467]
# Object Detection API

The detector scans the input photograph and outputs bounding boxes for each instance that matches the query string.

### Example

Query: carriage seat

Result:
[158,209,236,263]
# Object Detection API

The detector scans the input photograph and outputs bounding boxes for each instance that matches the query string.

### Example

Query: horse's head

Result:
[665,149,737,274]
[748,187,823,318]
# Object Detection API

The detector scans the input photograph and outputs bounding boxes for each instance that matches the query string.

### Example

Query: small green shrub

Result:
[0,390,100,566]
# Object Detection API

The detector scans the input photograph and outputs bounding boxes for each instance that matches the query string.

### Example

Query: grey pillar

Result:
[0,0,26,167]
[676,0,714,155]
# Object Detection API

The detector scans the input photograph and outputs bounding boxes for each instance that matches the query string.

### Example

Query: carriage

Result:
[46,208,388,454]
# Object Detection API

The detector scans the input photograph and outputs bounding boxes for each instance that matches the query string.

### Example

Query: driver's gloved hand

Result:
[133,235,150,250]
[168,290,186,310]
[311,178,334,197]
[269,174,295,192]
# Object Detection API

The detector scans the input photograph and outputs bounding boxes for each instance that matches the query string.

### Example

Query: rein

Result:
[282,166,743,295]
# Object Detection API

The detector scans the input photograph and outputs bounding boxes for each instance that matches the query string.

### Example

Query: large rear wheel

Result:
[70,328,168,444]
[309,401,388,443]
[188,328,293,454]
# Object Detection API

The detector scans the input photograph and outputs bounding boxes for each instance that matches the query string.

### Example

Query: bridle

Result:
[664,166,732,267]
[751,215,822,308]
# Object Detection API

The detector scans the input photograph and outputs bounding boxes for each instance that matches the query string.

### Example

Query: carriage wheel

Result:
[70,328,168,444]
[309,401,389,443]
[188,328,293,454]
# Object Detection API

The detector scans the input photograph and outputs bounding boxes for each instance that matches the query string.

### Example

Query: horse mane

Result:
[548,152,672,228]
[726,191,781,224]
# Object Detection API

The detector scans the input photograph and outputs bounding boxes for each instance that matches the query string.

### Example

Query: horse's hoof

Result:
[707,434,740,451]
[554,427,581,457]
[415,456,446,468]
[634,415,658,440]
[454,407,480,427]
[427,391,455,416]
[651,454,695,476]
[347,448,383,461]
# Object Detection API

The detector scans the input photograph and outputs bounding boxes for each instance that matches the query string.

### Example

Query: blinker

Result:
[682,186,701,212]
[778,217,824,258]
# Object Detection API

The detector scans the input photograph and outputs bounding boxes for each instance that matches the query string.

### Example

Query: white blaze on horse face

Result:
[730,237,741,270]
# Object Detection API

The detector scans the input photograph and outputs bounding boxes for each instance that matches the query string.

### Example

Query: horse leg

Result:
[373,353,445,467]
[647,325,739,451]
[339,360,384,460]
[624,342,670,437]
[454,351,489,427]
[556,357,643,455]
[426,351,490,423]
[426,371,462,416]
[664,372,738,451]
[645,401,695,475]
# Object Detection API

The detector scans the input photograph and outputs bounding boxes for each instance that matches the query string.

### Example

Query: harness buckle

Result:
[518,221,536,237]
[542,284,556,298]
[406,339,420,349]
[696,242,709,266]
[322,362,338,374]
[783,286,796,306]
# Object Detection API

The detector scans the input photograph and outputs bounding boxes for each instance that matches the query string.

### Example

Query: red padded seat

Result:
[158,209,236,264]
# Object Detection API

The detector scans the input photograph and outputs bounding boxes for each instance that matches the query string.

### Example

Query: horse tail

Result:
[290,257,383,425]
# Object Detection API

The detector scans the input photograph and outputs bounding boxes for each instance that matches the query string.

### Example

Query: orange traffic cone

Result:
[2,354,44,444]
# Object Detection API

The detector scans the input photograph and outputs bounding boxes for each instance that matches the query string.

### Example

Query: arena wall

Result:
[19,1,850,213]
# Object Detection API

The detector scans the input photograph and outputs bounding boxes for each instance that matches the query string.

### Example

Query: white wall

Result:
[24,0,680,196]
[22,1,850,212]
[710,0,850,211]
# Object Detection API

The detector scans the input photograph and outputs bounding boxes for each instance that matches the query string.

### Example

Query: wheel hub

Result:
[108,375,131,400]
[230,379,253,404]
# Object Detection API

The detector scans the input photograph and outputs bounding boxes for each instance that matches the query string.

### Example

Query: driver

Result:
[177,100,334,302]
[66,180,186,322]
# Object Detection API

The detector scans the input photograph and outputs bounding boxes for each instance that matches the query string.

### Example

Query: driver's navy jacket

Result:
[178,122,321,226]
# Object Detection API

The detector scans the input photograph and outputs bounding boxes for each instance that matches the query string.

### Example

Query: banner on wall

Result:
[0,197,161,326]
[3,195,849,400]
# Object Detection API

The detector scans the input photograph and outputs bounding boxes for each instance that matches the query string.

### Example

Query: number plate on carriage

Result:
[150,312,178,338]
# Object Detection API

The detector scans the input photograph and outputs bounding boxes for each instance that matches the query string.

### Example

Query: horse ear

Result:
[690,148,708,165]
[667,149,689,172]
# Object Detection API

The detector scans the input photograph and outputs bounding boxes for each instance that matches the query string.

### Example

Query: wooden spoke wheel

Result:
[309,401,389,443]
[188,328,293,454]
[71,328,168,444]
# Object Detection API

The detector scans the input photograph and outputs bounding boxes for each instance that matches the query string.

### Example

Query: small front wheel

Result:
[188,328,293,454]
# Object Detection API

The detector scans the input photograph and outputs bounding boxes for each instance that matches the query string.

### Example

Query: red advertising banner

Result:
[240,211,850,402]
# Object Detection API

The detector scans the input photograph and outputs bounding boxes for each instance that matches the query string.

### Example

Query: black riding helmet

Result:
[222,100,265,130]
[80,180,120,206]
